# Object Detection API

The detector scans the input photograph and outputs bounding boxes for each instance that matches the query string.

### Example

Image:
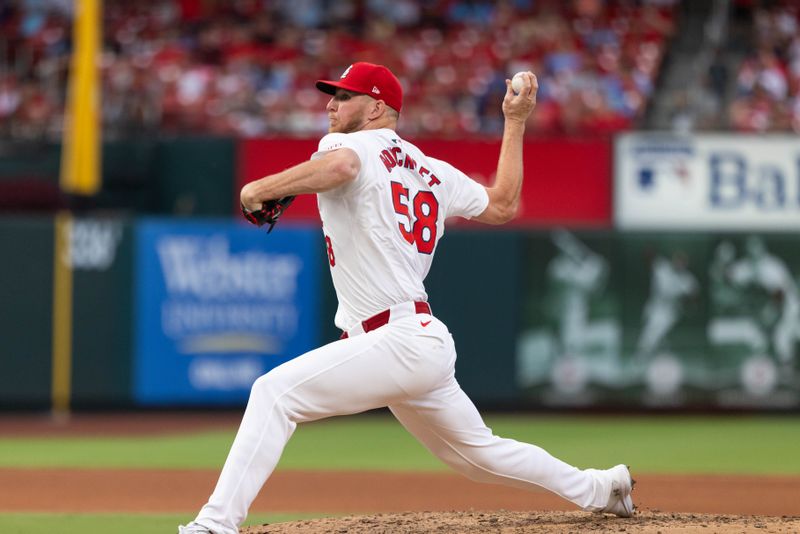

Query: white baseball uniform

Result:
[190,128,616,534]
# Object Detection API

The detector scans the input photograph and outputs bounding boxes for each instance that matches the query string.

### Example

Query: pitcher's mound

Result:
[243,510,800,533]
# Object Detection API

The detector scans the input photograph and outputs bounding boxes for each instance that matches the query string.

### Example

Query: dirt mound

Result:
[242,510,800,533]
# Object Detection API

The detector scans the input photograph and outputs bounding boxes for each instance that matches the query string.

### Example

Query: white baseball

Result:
[511,72,526,94]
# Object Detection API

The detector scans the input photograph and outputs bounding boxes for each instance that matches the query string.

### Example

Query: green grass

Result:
[1,414,799,475]
[0,512,321,534]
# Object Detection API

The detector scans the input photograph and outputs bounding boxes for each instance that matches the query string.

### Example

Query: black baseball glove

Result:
[240,196,296,233]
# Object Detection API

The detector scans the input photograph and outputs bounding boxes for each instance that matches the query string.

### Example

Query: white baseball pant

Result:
[192,303,612,534]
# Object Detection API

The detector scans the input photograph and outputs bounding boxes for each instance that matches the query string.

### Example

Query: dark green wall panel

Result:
[426,229,521,405]
[70,218,134,406]
[0,217,54,406]
[0,138,235,216]
[154,137,235,216]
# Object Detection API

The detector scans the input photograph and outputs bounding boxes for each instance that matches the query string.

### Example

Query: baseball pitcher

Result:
[179,62,634,534]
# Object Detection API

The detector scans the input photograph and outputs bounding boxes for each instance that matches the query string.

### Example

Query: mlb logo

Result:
[638,167,655,190]
[628,138,694,194]
[634,162,690,192]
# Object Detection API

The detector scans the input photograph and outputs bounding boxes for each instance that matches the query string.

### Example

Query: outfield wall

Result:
[2,217,798,410]
[1,134,798,410]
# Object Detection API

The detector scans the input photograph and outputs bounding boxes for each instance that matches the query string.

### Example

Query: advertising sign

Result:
[134,220,320,405]
[240,138,612,227]
[516,231,800,408]
[615,134,800,230]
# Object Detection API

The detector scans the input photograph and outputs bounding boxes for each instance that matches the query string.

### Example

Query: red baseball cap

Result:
[316,62,403,112]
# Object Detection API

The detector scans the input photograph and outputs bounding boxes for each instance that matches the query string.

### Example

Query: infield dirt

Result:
[244,510,800,533]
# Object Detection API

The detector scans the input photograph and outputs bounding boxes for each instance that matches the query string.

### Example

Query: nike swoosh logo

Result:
[420,320,431,327]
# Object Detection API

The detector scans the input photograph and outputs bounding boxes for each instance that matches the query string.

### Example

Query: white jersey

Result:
[311,128,489,331]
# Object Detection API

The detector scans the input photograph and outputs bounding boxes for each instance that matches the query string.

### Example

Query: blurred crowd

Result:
[0,0,675,138]
[729,0,800,132]
[0,0,677,140]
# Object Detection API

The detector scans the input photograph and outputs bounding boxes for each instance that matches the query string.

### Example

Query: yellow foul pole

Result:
[53,0,102,417]
[60,0,101,195]
[51,213,73,416]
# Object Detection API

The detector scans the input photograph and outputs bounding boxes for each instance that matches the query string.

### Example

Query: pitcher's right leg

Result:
[389,377,629,513]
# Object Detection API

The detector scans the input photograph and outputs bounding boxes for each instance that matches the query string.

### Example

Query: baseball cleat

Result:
[598,464,636,518]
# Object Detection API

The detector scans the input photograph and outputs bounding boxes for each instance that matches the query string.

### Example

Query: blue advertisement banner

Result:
[134,219,320,405]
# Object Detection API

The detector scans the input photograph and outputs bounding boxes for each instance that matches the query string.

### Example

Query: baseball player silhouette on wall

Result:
[179,62,634,534]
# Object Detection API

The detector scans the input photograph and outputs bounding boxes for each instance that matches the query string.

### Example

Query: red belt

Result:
[340,301,431,339]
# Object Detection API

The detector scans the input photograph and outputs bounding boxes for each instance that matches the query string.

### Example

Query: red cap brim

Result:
[316,80,362,96]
